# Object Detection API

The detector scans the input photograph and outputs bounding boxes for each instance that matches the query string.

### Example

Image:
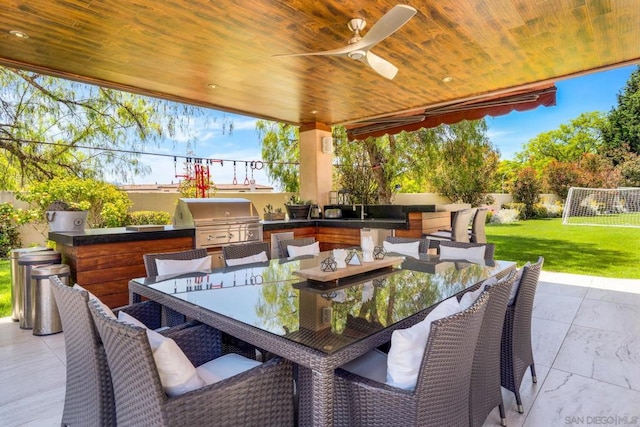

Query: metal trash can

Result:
[18,251,61,329]
[31,264,69,336]
[9,247,52,322]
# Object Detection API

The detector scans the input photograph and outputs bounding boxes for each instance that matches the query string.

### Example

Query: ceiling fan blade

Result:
[360,51,398,80]
[273,45,352,58]
[356,5,417,51]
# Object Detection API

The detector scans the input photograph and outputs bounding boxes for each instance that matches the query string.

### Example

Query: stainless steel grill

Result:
[174,198,263,250]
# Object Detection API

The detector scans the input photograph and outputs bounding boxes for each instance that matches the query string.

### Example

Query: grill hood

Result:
[174,198,259,227]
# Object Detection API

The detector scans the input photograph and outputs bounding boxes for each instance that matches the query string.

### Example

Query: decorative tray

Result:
[293,256,404,285]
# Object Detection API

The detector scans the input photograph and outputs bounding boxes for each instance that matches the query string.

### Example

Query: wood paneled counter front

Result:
[49,226,195,308]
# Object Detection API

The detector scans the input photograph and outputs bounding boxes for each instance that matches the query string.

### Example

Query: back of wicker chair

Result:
[438,241,496,262]
[51,276,117,427]
[470,208,489,244]
[384,236,431,253]
[88,300,294,426]
[143,248,208,277]
[334,291,489,426]
[278,237,316,258]
[469,271,517,427]
[222,242,270,265]
[500,257,544,413]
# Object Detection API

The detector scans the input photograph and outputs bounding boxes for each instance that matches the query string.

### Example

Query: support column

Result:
[299,122,333,206]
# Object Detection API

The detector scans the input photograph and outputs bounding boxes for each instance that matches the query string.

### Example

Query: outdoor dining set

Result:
[49,215,543,426]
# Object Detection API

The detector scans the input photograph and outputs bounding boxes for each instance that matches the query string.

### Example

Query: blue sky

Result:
[134,65,637,186]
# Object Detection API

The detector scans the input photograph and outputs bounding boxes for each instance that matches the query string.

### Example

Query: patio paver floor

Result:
[1,271,639,426]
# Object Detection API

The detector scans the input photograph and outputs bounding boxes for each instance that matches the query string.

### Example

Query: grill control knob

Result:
[228,232,234,239]
[247,231,254,238]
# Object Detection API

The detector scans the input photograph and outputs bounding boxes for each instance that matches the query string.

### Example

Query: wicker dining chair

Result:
[143,248,209,277]
[222,242,270,266]
[333,291,490,427]
[427,208,477,243]
[278,237,316,258]
[501,257,544,413]
[470,208,489,244]
[465,271,518,427]
[50,275,195,427]
[437,241,496,262]
[88,299,295,427]
[383,236,432,253]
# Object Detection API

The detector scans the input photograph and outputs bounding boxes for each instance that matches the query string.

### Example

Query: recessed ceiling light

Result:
[9,30,29,39]
[442,76,453,83]
[310,110,318,114]
[207,83,218,89]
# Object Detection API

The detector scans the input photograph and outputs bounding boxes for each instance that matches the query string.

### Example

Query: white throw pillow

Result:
[287,241,320,258]
[439,245,486,261]
[459,276,498,311]
[117,310,147,328]
[145,328,204,397]
[386,296,461,390]
[73,283,116,319]
[155,255,212,276]
[196,353,261,385]
[383,240,420,257]
[225,251,268,266]
[508,262,531,306]
[340,349,388,384]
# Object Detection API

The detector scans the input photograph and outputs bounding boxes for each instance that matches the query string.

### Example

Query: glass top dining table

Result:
[129,251,516,426]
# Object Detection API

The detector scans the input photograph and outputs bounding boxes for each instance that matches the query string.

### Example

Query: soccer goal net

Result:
[563,187,640,227]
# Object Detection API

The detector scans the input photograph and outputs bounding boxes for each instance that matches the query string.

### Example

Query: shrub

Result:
[17,177,133,228]
[533,201,564,218]
[490,208,520,224]
[126,211,172,225]
[511,167,542,219]
[0,203,37,257]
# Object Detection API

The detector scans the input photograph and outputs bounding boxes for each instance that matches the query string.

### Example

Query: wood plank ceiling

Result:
[1,0,639,129]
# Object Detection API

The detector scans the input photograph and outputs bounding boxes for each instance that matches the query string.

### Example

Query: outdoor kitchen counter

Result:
[48,225,195,246]
[50,226,196,308]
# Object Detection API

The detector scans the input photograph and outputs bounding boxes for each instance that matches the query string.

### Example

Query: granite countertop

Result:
[49,226,195,246]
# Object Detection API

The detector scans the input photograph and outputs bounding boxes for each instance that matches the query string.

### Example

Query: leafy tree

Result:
[515,112,607,173]
[428,120,499,206]
[511,167,542,219]
[0,66,206,189]
[603,66,640,154]
[543,154,620,200]
[17,177,133,228]
[257,121,300,192]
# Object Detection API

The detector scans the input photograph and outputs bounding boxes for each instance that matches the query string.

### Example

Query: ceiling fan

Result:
[274,4,417,80]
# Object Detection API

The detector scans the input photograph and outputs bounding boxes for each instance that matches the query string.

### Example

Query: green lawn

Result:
[0,218,638,318]
[488,218,640,279]
[0,260,10,319]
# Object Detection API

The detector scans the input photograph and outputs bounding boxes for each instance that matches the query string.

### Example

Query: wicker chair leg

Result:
[515,389,524,413]
[499,403,507,426]
[530,364,537,383]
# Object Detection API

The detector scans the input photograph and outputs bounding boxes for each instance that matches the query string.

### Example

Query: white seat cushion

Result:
[340,349,388,384]
[155,255,212,276]
[225,251,269,266]
[459,276,498,310]
[386,296,461,390]
[439,245,486,262]
[508,262,531,305]
[73,283,116,319]
[287,241,320,258]
[196,353,262,385]
[382,240,420,258]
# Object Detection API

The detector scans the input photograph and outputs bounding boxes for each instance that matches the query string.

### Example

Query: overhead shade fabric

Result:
[346,84,557,140]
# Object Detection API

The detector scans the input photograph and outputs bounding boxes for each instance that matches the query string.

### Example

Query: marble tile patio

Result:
[1,271,639,426]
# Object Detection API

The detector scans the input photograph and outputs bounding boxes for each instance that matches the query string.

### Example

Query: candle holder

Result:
[373,246,386,260]
[320,256,338,272]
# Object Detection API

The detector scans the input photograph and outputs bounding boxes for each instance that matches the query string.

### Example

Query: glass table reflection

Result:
[129,251,516,427]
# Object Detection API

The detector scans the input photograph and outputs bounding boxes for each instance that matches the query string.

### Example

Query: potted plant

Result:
[45,200,90,232]
[263,204,286,221]
[285,195,313,219]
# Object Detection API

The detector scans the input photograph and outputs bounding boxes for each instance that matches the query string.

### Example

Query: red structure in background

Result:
[175,157,217,198]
